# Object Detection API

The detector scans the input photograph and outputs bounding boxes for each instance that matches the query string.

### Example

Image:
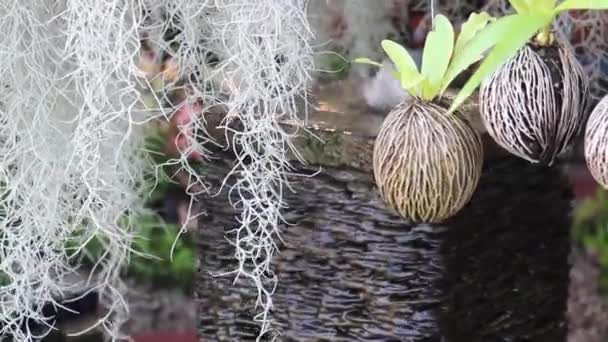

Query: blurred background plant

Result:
[573,188,608,293]
[318,53,351,81]
[65,126,197,293]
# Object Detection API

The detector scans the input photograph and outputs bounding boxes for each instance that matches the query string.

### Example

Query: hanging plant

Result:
[451,0,608,165]
[585,94,608,187]
[353,13,493,223]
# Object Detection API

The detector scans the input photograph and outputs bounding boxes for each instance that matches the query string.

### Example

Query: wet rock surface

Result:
[193,78,573,341]
[195,150,572,341]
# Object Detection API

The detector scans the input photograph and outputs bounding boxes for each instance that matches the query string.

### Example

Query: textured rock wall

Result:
[195,81,572,341]
[195,147,572,341]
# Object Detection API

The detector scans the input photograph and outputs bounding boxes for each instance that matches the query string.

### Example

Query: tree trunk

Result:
[194,81,572,341]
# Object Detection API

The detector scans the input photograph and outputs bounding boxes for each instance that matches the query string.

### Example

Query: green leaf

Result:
[420,14,454,99]
[352,57,402,80]
[441,14,523,93]
[453,12,494,58]
[352,57,383,68]
[509,0,532,13]
[403,73,427,91]
[449,13,551,113]
[555,0,608,12]
[381,39,425,91]
[529,0,559,12]
[545,0,559,8]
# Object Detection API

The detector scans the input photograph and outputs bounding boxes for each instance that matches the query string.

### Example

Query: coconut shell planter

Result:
[458,0,608,168]
[373,98,482,223]
[585,95,608,188]
[479,38,589,165]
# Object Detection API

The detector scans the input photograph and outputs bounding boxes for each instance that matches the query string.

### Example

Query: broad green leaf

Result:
[529,0,559,12]
[420,14,454,99]
[545,0,559,6]
[555,0,608,12]
[509,0,532,13]
[449,13,550,113]
[381,39,424,90]
[453,12,494,59]
[440,14,524,93]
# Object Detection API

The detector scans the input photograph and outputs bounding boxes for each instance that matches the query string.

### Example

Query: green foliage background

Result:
[67,126,196,292]
[573,188,608,292]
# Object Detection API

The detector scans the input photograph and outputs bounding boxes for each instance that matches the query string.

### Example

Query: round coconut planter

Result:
[194,82,572,341]
[480,39,589,166]
[373,99,483,223]
[585,94,608,188]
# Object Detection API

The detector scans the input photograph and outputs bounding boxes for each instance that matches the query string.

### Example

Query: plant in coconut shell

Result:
[353,13,493,223]
[451,0,608,165]
[585,95,608,188]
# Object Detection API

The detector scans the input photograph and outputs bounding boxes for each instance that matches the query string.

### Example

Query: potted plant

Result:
[585,94,608,187]
[353,12,492,223]
[452,0,608,165]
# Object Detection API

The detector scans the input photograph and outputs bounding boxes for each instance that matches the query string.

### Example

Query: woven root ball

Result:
[480,40,589,165]
[585,95,608,188]
[373,99,483,223]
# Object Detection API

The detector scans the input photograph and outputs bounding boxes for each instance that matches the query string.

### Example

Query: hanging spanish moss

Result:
[373,99,483,223]
[479,38,589,165]
[585,94,608,188]
[0,0,315,340]
[0,1,152,340]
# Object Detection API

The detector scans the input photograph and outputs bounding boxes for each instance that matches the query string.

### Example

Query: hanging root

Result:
[138,0,314,338]
[136,0,220,242]
[0,1,153,340]
[202,1,314,338]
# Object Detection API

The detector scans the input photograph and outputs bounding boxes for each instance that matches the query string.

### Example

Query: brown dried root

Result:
[479,39,589,165]
[585,95,608,188]
[373,99,483,223]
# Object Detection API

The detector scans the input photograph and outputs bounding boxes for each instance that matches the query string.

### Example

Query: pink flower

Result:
[408,12,429,49]
[167,101,203,162]
[329,14,347,39]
